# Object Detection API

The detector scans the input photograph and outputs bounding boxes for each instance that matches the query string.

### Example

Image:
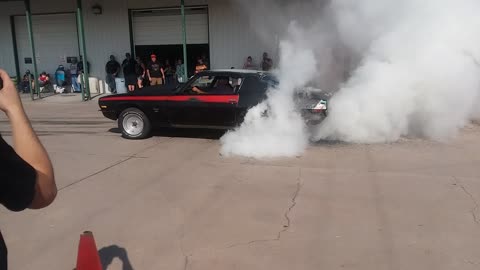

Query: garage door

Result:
[15,13,79,75]
[132,7,209,46]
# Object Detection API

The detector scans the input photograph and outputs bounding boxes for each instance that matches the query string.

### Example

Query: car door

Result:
[168,75,239,128]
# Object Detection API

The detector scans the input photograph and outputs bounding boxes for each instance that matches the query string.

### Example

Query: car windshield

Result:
[261,74,279,88]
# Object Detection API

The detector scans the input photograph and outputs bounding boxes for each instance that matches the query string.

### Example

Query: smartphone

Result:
[0,77,3,90]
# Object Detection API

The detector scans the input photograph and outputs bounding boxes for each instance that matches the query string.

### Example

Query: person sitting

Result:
[192,76,234,95]
[21,70,34,93]
[194,58,208,74]
[54,65,67,93]
[38,72,53,93]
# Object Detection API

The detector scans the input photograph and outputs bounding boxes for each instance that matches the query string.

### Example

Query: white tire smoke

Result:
[220,24,317,158]
[221,0,480,157]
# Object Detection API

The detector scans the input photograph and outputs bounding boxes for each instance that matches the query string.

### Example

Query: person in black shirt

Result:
[0,69,57,270]
[105,55,120,93]
[122,55,137,92]
[164,59,175,86]
[146,54,165,86]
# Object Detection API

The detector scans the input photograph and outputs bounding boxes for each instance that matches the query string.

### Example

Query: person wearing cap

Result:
[147,54,165,86]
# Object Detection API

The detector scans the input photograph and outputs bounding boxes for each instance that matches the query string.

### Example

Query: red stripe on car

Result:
[101,95,239,104]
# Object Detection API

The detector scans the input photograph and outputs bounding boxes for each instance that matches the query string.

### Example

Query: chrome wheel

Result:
[122,114,144,137]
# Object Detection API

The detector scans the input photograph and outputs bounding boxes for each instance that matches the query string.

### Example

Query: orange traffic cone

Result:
[75,231,102,270]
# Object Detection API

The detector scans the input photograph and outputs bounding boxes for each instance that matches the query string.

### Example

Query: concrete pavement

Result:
[0,96,479,269]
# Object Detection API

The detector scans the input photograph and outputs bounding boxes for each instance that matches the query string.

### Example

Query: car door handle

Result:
[189,98,200,102]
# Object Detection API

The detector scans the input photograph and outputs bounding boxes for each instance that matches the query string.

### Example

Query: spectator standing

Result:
[201,53,209,67]
[105,55,121,93]
[77,56,90,90]
[21,70,34,93]
[78,56,90,75]
[164,60,175,86]
[261,52,273,71]
[121,53,131,71]
[123,56,137,92]
[0,69,57,270]
[243,56,257,70]
[195,58,208,74]
[147,54,165,86]
[70,59,81,93]
[176,59,186,83]
[135,57,146,89]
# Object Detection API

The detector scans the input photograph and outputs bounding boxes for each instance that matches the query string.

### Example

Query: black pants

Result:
[165,75,175,86]
[106,73,116,92]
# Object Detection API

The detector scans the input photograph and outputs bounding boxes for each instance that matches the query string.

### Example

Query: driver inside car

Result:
[192,76,234,95]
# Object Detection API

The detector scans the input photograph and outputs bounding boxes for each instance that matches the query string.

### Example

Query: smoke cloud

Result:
[316,0,480,143]
[220,24,316,158]
[221,0,480,157]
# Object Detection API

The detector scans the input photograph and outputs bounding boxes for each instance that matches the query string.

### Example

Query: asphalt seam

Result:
[58,156,134,192]
[453,176,480,225]
[58,140,165,192]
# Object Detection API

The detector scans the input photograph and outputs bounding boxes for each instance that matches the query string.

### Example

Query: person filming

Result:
[0,69,57,270]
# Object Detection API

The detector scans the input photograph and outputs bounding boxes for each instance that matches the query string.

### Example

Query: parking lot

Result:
[1,95,480,270]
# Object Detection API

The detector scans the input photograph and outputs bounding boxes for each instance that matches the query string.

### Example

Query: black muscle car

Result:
[99,70,329,139]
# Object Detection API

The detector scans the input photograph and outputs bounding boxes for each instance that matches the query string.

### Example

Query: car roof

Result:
[198,69,273,77]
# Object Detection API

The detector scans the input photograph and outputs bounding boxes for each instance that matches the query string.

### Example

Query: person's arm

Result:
[147,69,152,81]
[192,86,207,94]
[0,70,57,209]
[161,68,165,81]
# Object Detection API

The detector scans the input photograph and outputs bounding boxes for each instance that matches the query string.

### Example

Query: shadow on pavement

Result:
[109,127,226,140]
[98,245,134,270]
[310,139,350,147]
[108,128,121,134]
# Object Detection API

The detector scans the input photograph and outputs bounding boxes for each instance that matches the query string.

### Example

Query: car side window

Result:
[230,78,243,93]
[192,76,214,88]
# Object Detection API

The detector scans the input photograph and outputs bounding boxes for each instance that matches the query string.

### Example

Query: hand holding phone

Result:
[0,70,23,114]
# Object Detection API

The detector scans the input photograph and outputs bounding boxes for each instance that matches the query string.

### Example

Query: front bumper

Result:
[100,109,118,120]
[302,110,327,126]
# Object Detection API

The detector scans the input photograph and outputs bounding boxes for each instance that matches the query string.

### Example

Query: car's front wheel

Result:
[118,108,151,140]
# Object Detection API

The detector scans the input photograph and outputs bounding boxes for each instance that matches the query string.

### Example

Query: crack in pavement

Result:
[224,168,304,249]
[453,176,480,225]
[184,254,191,270]
[181,168,304,269]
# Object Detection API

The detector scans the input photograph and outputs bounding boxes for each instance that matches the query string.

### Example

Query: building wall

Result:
[127,0,208,9]
[0,0,272,80]
[82,0,130,79]
[0,1,25,75]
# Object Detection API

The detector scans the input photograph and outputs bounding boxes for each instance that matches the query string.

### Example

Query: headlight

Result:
[312,100,327,112]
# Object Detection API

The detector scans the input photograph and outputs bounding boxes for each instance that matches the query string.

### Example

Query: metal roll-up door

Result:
[133,7,209,46]
[15,13,79,75]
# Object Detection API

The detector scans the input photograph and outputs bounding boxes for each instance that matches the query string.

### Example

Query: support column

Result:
[76,0,90,101]
[24,0,39,100]
[181,0,188,81]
